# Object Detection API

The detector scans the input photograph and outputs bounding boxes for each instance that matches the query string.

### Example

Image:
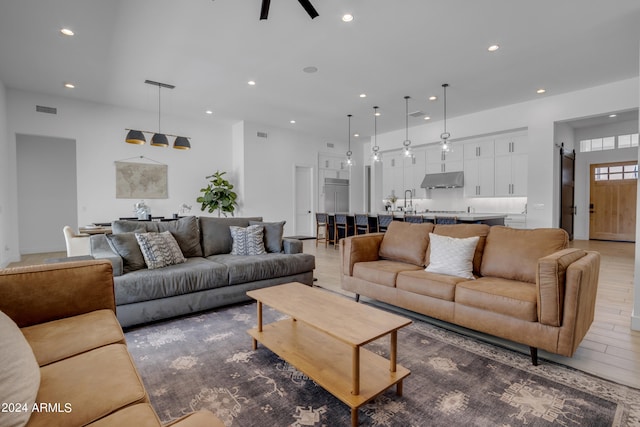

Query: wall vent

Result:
[36,105,57,115]
[257,131,268,138]
[326,142,335,148]
[409,110,426,118]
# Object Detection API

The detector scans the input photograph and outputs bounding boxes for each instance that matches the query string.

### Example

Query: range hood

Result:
[420,171,464,189]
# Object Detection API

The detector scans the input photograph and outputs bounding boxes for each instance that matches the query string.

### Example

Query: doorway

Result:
[294,165,314,236]
[589,161,637,242]
[560,145,575,240]
[16,134,78,253]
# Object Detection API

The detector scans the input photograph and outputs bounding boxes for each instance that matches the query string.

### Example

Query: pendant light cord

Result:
[158,85,162,133]
[374,107,377,147]
[347,114,352,152]
[443,84,447,134]
[405,96,409,141]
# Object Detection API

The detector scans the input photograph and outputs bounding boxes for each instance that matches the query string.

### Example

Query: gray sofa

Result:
[90,216,315,327]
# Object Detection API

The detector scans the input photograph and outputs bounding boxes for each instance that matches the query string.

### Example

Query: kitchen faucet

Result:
[404,189,413,211]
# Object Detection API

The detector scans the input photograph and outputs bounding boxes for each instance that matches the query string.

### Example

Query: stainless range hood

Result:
[420,171,464,189]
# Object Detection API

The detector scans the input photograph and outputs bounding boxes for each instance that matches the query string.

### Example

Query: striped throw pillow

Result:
[135,231,186,269]
[230,225,267,255]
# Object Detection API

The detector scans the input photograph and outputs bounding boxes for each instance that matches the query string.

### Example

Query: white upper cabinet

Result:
[494,134,528,197]
[425,145,463,173]
[494,134,527,156]
[463,139,494,159]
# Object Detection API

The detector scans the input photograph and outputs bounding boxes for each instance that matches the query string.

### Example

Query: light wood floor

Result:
[9,239,640,388]
[304,238,640,389]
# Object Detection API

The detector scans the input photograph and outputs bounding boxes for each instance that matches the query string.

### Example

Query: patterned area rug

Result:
[125,301,640,426]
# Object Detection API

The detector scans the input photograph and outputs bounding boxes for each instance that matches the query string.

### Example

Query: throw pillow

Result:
[249,220,286,253]
[105,233,146,273]
[0,310,41,427]
[200,217,263,256]
[135,231,186,270]
[230,225,267,255]
[425,233,480,279]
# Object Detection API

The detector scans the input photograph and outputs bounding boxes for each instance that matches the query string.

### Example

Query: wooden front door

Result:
[589,161,637,242]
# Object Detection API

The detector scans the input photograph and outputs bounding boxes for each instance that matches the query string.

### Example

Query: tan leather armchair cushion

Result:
[379,221,434,266]
[537,248,586,327]
[480,226,568,284]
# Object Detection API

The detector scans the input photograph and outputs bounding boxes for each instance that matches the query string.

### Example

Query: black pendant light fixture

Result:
[440,83,451,152]
[346,114,354,167]
[402,96,413,158]
[371,106,381,162]
[260,0,319,20]
[124,80,191,150]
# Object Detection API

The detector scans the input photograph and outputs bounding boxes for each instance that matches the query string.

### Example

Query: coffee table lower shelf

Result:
[248,319,410,426]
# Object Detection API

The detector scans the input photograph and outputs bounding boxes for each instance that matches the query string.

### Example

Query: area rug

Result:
[125,301,640,426]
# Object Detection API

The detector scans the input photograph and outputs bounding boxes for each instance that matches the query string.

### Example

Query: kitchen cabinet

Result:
[463,140,495,197]
[405,149,426,197]
[495,153,527,196]
[382,154,404,199]
[494,134,526,156]
[425,145,463,174]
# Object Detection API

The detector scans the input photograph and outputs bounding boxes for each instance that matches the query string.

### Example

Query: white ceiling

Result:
[0,0,639,142]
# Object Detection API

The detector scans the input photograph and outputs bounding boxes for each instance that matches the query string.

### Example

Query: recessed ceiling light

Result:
[536,88,546,94]
[303,66,318,73]
[342,14,354,22]
[60,28,74,36]
[290,120,296,124]
[248,80,256,86]
[424,116,431,120]
[354,133,359,137]
[428,96,437,101]
[205,110,213,115]
[488,44,500,52]
[64,82,75,89]
[359,93,367,98]
[609,114,617,118]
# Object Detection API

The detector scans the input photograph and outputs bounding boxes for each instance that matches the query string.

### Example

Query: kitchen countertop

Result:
[380,212,508,221]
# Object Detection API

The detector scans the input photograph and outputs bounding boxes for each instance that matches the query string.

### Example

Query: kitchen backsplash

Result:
[391,188,527,214]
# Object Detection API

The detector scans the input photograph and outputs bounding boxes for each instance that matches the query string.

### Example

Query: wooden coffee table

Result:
[247,282,411,426]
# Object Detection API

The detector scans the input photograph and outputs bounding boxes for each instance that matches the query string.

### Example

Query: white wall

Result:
[5,89,235,259]
[0,80,10,266]
[368,77,639,228]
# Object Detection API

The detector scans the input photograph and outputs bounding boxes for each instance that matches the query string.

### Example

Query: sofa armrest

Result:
[340,233,385,276]
[536,248,587,326]
[283,238,303,254]
[90,234,124,276]
[0,260,116,328]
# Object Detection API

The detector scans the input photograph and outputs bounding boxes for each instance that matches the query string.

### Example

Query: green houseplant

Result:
[197,171,238,217]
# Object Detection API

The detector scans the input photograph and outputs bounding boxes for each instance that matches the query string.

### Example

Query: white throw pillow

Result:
[0,311,41,427]
[135,231,187,269]
[230,225,267,255]
[425,233,480,279]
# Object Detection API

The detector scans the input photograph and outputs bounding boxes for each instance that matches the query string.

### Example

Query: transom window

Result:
[579,133,638,152]
[594,163,638,181]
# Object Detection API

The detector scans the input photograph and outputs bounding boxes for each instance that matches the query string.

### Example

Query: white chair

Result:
[63,226,91,257]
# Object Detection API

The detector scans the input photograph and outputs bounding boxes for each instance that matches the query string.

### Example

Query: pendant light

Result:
[440,83,451,152]
[151,83,169,147]
[402,96,412,157]
[346,114,354,167]
[124,80,191,150]
[371,106,381,162]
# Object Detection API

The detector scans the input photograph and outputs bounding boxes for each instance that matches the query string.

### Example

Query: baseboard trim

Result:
[631,310,640,331]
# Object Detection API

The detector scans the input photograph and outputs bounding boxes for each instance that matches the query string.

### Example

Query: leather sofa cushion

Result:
[480,226,568,283]
[199,217,263,256]
[114,258,229,305]
[455,277,538,322]
[397,270,468,301]
[28,344,147,427]
[112,216,203,258]
[208,253,316,285]
[353,260,422,287]
[86,403,161,427]
[431,224,490,275]
[537,248,586,327]
[21,310,125,367]
[379,221,434,266]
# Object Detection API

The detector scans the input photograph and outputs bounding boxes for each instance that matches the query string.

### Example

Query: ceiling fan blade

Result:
[260,0,271,20]
[297,0,319,19]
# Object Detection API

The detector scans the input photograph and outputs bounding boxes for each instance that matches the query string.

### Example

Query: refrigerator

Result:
[324,178,349,212]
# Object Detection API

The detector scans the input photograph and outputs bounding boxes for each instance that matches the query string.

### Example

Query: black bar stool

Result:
[354,214,370,234]
[315,213,329,247]
[334,213,350,249]
[404,215,424,224]
[435,216,458,224]
[377,214,394,232]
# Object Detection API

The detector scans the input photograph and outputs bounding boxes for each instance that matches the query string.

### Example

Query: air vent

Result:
[257,131,268,138]
[36,105,57,115]
[409,110,426,118]
[326,142,335,148]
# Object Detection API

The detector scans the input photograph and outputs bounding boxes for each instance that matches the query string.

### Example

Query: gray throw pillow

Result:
[105,233,146,273]
[135,231,186,269]
[249,220,286,253]
[230,225,267,255]
[152,216,202,258]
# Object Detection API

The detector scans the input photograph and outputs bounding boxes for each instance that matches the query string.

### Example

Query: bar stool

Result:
[404,215,424,224]
[435,216,458,225]
[377,214,394,232]
[315,213,329,247]
[334,213,349,249]
[354,214,370,235]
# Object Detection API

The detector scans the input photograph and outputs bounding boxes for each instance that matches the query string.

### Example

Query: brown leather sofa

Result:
[340,222,601,364]
[0,260,224,427]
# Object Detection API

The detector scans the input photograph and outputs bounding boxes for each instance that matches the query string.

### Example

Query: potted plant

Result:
[197,171,238,217]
